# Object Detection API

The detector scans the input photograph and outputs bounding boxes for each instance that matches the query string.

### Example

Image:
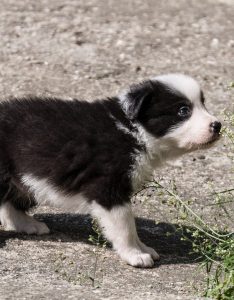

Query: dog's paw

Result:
[138,241,160,260]
[5,218,50,235]
[20,217,50,235]
[0,203,50,235]
[120,249,155,268]
[7,216,50,235]
[126,252,154,268]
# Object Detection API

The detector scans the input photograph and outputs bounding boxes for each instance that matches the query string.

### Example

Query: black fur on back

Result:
[0,97,142,210]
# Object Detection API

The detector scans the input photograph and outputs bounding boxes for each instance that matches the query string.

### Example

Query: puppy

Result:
[0,74,221,267]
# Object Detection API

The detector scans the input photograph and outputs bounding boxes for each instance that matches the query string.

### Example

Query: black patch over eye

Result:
[178,106,191,117]
[134,80,194,137]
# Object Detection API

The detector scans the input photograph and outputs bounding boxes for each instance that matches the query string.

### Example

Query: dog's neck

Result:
[115,95,183,190]
[130,123,172,190]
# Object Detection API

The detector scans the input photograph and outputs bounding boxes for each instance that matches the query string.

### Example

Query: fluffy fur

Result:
[0,74,221,267]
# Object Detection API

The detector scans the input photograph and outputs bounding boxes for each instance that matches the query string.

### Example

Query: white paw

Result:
[22,217,50,235]
[0,203,50,235]
[120,249,155,268]
[138,241,160,260]
[4,215,50,235]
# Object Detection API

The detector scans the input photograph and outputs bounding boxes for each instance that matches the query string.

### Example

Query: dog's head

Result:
[120,74,221,154]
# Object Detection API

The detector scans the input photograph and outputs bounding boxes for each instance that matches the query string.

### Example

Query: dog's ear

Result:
[123,81,154,120]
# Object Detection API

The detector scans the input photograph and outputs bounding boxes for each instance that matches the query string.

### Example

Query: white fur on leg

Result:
[0,202,50,235]
[91,202,159,267]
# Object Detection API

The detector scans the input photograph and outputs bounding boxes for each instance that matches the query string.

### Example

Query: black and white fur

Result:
[0,74,221,267]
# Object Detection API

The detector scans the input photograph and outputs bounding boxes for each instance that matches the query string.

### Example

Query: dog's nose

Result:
[210,121,222,134]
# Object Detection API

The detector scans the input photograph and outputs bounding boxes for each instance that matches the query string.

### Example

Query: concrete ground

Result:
[0,0,233,299]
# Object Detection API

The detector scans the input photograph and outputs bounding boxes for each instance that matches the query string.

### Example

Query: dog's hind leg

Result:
[0,180,50,235]
[91,202,159,268]
[0,201,50,235]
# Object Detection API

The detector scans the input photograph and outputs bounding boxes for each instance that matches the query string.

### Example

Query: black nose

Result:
[210,121,222,134]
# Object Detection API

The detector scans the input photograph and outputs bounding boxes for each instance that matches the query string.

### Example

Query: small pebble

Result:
[211,38,219,48]
[227,40,234,48]
[198,155,206,160]
[135,66,141,72]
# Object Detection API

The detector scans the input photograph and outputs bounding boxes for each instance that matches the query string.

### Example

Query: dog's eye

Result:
[178,106,190,117]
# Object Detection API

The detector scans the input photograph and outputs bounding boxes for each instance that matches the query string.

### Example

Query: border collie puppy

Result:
[0,74,221,267]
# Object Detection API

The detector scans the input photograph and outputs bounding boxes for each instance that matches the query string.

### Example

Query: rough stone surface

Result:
[0,0,233,299]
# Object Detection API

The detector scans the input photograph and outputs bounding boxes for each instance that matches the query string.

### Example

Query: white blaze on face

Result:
[167,104,218,150]
[154,73,201,103]
[154,74,219,151]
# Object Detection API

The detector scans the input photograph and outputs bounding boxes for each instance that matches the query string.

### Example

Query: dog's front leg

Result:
[91,203,159,267]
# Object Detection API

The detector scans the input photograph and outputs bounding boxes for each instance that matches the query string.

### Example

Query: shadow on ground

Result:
[0,213,202,266]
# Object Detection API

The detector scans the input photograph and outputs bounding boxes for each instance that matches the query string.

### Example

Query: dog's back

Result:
[0,97,139,211]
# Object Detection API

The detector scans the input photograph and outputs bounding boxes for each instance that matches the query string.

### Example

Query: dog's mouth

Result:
[197,133,221,149]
